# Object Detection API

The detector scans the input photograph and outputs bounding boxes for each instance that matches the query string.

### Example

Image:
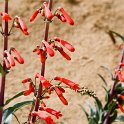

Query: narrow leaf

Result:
[98,74,107,86]
[4,91,25,106]
[12,113,21,124]
[0,64,4,74]
[78,104,89,120]
[2,100,33,123]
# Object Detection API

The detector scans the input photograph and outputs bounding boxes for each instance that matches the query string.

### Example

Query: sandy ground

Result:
[0,0,124,124]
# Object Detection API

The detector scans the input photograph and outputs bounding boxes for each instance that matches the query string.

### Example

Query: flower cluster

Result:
[33,37,75,63]
[30,2,74,25]
[4,48,24,70]
[0,12,29,35]
[22,73,79,123]
[23,1,78,124]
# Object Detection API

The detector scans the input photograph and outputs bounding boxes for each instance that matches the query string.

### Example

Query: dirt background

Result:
[0,0,124,124]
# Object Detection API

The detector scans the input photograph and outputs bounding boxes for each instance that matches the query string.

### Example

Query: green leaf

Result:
[98,74,108,86]
[110,30,124,42]
[79,104,89,120]
[2,100,33,123]
[3,113,12,124]
[108,31,116,44]
[0,64,4,74]
[109,110,117,123]
[12,113,21,124]
[4,91,25,106]
[114,115,124,122]
[100,66,114,80]
[107,100,117,112]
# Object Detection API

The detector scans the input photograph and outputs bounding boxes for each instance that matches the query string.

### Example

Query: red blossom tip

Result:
[35,73,52,88]
[117,94,124,100]
[54,87,68,105]
[42,40,55,57]
[31,111,56,124]
[58,7,74,25]
[43,2,53,20]
[11,48,24,64]
[55,37,75,52]
[54,76,80,91]
[117,102,124,113]
[22,78,32,83]
[30,9,39,22]
[3,58,11,69]
[57,47,71,60]
[15,16,28,31]
[0,12,12,22]
[4,50,15,67]
[39,106,62,119]
[23,83,34,96]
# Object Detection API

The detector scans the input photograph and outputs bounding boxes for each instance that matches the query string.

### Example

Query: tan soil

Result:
[0,0,124,124]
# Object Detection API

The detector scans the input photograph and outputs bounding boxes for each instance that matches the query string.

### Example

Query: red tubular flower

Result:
[22,78,32,84]
[115,70,124,82]
[0,12,12,22]
[4,50,15,67]
[39,106,62,119]
[55,37,75,52]
[41,10,45,16]
[31,111,56,124]
[23,83,34,96]
[15,16,28,31]
[40,51,46,63]
[58,7,74,25]
[3,57,11,69]
[11,48,24,64]
[54,76,80,91]
[57,47,71,60]
[36,73,52,88]
[30,9,39,22]
[54,87,68,105]
[117,102,124,113]
[43,2,53,20]
[117,94,124,100]
[55,13,66,22]
[42,40,55,57]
